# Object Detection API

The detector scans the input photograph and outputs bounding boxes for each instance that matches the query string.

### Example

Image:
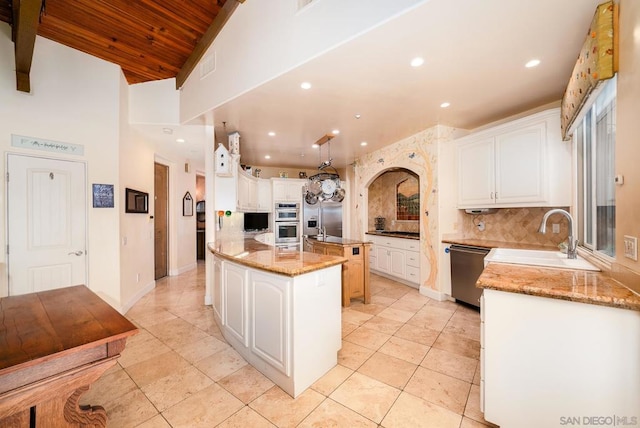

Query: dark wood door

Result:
[154,163,169,279]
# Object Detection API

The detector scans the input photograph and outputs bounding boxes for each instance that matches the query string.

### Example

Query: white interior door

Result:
[7,154,87,295]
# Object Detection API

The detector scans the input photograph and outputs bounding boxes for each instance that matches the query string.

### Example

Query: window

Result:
[575,75,616,258]
[396,176,420,221]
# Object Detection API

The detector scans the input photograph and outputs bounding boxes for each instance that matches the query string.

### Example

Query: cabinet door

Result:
[286,181,303,201]
[389,249,406,278]
[457,138,495,207]
[237,173,250,210]
[495,123,545,204]
[344,259,364,298]
[251,271,290,375]
[272,180,287,201]
[222,263,249,347]
[375,246,390,273]
[213,257,224,322]
[256,179,272,212]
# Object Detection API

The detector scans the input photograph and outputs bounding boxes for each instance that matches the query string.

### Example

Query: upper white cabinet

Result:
[456,108,571,208]
[237,171,257,211]
[257,179,272,211]
[217,164,272,213]
[272,179,305,203]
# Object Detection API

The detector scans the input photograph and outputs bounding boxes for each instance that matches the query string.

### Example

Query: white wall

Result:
[0,23,122,305]
[180,0,427,121]
[129,78,180,125]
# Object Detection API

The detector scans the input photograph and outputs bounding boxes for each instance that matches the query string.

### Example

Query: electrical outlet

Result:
[624,235,638,261]
[552,224,560,234]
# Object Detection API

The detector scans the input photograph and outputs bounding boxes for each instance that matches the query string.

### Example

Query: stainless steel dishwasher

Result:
[449,244,490,308]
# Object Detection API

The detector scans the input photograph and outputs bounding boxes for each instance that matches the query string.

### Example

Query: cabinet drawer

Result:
[406,251,419,268]
[406,265,420,284]
[403,239,420,252]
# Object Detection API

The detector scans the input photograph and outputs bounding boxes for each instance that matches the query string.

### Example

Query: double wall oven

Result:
[274,203,300,244]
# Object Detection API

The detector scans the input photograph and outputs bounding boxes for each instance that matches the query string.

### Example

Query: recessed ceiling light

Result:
[312,144,319,149]
[355,114,361,119]
[265,155,271,159]
[360,142,368,146]
[268,131,276,137]
[440,102,451,108]
[300,82,312,90]
[162,128,173,134]
[332,129,340,135]
[410,57,424,67]
[176,138,185,143]
[525,59,541,68]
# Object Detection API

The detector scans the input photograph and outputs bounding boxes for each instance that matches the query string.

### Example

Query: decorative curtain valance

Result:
[561,1,618,140]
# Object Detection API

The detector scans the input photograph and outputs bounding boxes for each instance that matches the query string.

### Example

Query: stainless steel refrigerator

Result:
[303,200,342,237]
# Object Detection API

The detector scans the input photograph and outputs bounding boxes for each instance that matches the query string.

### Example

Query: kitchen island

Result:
[303,236,371,307]
[208,239,346,398]
[477,262,640,428]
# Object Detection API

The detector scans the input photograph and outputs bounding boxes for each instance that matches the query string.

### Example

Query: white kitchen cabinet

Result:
[251,270,290,376]
[214,259,342,398]
[368,234,420,286]
[257,179,272,212]
[237,171,256,211]
[212,255,224,322]
[222,262,249,347]
[482,289,640,428]
[389,249,406,278]
[272,179,305,203]
[457,108,570,208]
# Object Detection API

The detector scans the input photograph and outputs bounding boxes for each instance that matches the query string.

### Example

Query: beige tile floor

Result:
[80,262,498,427]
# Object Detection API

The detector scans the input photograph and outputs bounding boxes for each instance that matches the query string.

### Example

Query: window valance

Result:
[561,1,618,140]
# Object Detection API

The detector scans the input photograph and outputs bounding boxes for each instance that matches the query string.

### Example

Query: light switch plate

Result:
[624,235,638,261]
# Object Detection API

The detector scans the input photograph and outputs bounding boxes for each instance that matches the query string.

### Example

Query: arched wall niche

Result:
[367,168,420,233]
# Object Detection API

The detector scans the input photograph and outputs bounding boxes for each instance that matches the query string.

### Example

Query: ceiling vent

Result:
[297,0,316,12]
[200,52,216,79]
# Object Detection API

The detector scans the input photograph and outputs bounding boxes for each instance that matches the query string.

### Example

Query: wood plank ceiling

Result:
[0,0,242,90]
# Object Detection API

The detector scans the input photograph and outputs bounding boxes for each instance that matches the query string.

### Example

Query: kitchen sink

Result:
[484,248,600,271]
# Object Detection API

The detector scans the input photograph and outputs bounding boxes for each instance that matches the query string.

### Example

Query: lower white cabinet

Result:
[251,270,290,376]
[212,256,223,321]
[215,259,342,397]
[482,289,640,428]
[222,262,249,347]
[368,234,420,286]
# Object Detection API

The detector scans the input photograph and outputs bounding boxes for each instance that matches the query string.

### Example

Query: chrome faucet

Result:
[538,208,578,259]
[318,225,327,240]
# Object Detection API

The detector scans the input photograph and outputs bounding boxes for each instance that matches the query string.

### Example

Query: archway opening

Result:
[367,168,420,234]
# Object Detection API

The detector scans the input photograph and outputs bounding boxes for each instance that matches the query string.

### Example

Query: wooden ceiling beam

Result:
[175,0,245,90]
[13,0,42,92]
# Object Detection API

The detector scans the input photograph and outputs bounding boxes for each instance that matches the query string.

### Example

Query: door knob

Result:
[68,250,84,256]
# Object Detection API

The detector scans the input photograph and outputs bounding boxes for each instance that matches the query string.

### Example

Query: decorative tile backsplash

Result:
[458,207,570,247]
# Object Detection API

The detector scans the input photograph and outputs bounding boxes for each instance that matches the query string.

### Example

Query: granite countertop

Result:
[366,231,420,240]
[305,236,372,246]
[478,262,640,311]
[208,238,346,277]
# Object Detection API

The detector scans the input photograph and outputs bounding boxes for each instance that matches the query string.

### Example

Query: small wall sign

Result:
[11,134,85,156]
[92,184,114,208]
[183,192,193,216]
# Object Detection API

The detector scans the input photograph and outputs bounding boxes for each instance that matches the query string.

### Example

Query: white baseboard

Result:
[169,262,197,277]
[204,294,212,306]
[121,280,156,315]
[419,285,453,302]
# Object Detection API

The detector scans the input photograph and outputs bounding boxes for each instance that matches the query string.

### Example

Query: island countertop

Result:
[305,236,372,246]
[208,238,346,277]
[477,262,640,311]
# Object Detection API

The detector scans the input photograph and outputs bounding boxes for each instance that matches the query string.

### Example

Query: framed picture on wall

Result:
[92,184,114,208]
[183,192,193,216]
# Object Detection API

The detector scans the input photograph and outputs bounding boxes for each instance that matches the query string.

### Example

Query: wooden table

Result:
[0,285,138,427]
